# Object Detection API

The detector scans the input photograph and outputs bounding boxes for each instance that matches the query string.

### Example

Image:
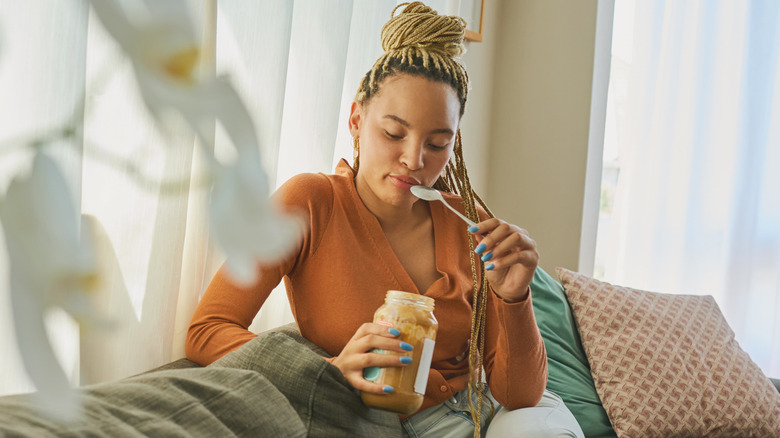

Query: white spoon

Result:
[410,185,476,227]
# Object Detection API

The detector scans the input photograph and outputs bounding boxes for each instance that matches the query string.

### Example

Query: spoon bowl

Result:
[410,185,476,227]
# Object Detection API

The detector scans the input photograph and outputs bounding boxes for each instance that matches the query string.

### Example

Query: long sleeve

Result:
[482,286,548,409]
[472,204,548,410]
[185,262,291,365]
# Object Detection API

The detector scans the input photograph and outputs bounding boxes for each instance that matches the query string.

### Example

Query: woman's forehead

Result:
[367,75,460,126]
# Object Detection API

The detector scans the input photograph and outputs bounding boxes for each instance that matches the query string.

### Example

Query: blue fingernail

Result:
[383,386,394,393]
[400,342,413,351]
[388,328,400,336]
[486,263,494,271]
[481,252,493,262]
[468,226,480,233]
[400,356,413,364]
[474,243,486,254]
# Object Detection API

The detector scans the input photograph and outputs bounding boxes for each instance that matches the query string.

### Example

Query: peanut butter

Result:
[361,290,438,415]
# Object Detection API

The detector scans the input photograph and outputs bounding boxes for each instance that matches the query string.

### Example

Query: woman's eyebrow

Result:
[382,114,454,135]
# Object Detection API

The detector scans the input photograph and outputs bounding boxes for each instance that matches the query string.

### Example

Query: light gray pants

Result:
[401,385,584,438]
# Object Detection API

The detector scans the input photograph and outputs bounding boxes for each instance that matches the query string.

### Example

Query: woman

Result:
[186,3,583,437]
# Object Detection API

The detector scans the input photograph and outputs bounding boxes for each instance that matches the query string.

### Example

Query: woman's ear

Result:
[348,101,362,137]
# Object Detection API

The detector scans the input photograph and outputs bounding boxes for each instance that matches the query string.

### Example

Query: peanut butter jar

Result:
[361,290,438,415]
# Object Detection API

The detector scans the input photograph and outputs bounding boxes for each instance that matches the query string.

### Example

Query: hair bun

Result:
[381,2,466,58]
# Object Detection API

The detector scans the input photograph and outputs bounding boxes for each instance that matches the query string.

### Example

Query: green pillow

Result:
[531,267,617,438]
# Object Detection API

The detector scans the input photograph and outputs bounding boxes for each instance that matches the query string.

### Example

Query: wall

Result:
[459,0,501,194]
[485,0,601,277]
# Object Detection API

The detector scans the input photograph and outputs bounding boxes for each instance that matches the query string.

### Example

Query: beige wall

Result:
[459,0,501,195]
[464,0,601,278]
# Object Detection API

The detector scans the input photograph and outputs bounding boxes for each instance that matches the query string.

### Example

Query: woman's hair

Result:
[354,3,495,434]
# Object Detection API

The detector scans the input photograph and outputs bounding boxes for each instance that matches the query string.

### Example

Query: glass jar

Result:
[361,290,438,415]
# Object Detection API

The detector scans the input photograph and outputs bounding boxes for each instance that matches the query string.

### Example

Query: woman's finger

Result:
[346,374,396,394]
[485,247,539,272]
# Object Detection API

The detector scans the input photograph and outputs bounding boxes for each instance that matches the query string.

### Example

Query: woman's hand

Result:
[331,323,414,394]
[468,218,539,302]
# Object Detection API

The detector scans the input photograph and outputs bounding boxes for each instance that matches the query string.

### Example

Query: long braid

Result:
[354,3,495,435]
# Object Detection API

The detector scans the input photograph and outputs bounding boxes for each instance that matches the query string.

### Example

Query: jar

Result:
[361,290,438,415]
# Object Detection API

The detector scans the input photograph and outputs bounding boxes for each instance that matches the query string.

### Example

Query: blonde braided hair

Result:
[354,3,495,435]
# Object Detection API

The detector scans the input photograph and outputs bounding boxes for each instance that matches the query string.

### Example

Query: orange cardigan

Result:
[186,160,547,412]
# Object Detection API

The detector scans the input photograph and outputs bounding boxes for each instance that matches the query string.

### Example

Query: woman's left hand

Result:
[468,218,539,302]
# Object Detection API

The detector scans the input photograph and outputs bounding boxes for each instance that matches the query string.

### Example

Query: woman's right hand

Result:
[331,322,414,395]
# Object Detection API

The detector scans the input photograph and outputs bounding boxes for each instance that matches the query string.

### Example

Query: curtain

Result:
[597,0,780,377]
[0,0,407,397]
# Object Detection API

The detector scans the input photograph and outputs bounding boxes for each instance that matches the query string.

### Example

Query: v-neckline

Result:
[346,170,447,296]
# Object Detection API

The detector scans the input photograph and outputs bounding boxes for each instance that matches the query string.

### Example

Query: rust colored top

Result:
[186,160,547,413]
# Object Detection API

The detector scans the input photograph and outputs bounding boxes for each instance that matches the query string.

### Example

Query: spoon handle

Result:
[441,201,476,227]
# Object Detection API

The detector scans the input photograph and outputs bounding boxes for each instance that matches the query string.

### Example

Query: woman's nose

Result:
[400,142,424,170]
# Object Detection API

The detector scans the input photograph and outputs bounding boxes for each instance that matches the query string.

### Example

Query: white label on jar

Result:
[414,338,435,394]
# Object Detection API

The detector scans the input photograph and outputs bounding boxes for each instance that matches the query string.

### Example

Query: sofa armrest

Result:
[772,378,780,394]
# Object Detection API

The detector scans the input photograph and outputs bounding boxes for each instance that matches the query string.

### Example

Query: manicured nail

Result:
[383,386,394,393]
[474,243,486,255]
[400,342,413,351]
[481,252,493,262]
[468,226,480,233]
[388,328,400,336]
[486,263,495,271]
[400,356,413,364]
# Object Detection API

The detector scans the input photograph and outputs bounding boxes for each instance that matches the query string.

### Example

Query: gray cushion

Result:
[210,325,403,437]
[772,378,780,394]
[0,367,305,437]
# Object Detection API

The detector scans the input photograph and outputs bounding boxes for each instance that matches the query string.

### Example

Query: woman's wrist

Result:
[494,286,531,304]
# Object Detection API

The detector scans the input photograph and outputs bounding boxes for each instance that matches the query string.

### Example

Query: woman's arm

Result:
[185,261,293,365]
[469,215,548,409]
[482,287,548,410]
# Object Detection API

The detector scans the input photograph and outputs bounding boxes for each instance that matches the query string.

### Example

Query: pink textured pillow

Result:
[556,267,780,437]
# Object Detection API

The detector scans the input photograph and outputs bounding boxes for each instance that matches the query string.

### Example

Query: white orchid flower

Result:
[0,152,101,421]
[88,0,304,283]
[87,0,204,120]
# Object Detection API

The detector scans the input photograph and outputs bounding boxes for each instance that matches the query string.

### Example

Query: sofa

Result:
[0,268,779,437]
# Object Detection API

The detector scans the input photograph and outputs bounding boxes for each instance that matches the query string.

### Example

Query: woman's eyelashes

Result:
[383,131,448,150]
[385,130,402,140]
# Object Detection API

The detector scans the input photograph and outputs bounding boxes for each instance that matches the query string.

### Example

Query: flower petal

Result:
[87,0,138,53]
[209,158,305,286]
[9,275,81,422]
[0,152,97,421]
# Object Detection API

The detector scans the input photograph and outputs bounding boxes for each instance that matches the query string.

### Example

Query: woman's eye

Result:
[385,131,402,139]
[429,144,447,150]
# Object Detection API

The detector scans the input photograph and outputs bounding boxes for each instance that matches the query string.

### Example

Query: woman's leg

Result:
[401,386,495,438]
[485,390,584,438]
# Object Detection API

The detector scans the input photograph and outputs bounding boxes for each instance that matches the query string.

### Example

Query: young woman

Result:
[186,3,583,437]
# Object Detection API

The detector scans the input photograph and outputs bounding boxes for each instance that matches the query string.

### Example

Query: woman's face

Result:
[349,74,461,209]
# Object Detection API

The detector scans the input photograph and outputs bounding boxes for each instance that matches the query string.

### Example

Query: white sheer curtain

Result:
[0,0,406,396]
[597,0,780,378]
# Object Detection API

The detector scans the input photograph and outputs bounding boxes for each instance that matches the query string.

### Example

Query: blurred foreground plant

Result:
[0,0,303,421]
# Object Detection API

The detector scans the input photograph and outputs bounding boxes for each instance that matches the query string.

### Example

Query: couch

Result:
[115,267,780,437]
[1,268,778,437]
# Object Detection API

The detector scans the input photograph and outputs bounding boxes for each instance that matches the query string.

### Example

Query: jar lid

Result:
[386,290,435,308]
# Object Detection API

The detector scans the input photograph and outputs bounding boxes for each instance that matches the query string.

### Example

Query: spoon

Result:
[410,185,476,227]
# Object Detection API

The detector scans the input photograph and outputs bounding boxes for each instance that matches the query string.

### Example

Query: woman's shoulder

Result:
[274,172,337,213]
[276,160,356,206]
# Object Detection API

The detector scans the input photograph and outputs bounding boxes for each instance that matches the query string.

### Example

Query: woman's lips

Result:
[389,174,421,190]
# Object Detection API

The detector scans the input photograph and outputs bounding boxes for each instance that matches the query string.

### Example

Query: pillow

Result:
[556,267,780,437]
[530,267,617,437]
